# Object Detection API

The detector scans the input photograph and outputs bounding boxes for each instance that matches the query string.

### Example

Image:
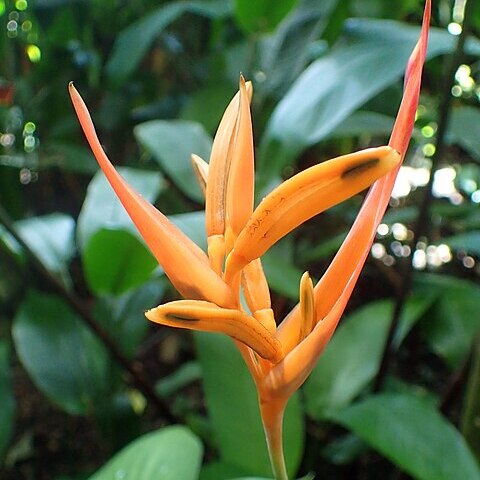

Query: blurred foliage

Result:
[0,0,479,479]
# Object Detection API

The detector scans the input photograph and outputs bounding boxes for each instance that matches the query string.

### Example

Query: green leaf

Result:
[12,291,109,415]
[446,106,480,162]
[83,228,157,295]
[169,211,207,250]
[97,279,166,358]
[304,296,435,419]
[77,167,163,250]
[134,120,212,202]
[260,21,478,175]
[444,231,480,256]
[325,111,395,139]
[234,0,299,34]
[88,426,203,480]
[0,342,15,462]
[259,0,338,95]
[261,239,303,300]
[107,0,232,83]
[333,393,480,480]
[200,461,250,480]
[416,274,480,368]
[195,333,304,477]
[180,83,237,134]
[15,213,75,275]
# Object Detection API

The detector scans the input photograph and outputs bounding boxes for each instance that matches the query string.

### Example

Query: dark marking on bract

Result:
[167,313,198,322]
[341,158,379,178]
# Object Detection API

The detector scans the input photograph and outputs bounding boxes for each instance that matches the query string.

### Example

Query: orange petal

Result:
[205,79,253,237]
[265,281,353,398]
[69,83,234,307]
[225,146,400,281]
[225,75,255,248]
[205,80,252,273]
[191,153,208,196]
[145,299,283,362]
[299,272,315,342]
[277,0,430,353]
[242,258,271,312]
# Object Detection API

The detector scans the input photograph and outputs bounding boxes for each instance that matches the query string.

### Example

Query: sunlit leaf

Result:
[14,213,75,275]
[77,167,163,249]
[134,120,211,202]
[89,426,203,480]
[260,21,480,176]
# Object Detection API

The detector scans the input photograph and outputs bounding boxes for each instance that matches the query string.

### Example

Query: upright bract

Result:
[70,2,430,477]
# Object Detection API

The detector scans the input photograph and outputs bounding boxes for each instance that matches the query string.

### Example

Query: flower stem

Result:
[260,397,288,480]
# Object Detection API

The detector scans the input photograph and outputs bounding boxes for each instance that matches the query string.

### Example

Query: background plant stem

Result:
[0,202,176,423]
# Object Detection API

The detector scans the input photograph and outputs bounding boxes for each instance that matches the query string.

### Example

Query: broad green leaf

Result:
[97,279,166,358]
[260,21,480,175]
[333,393,480,480]
[0,342,15,462]
[446,106,480,162]
[77,167,163,249]
[444,231,480,256]
[200,461,251,480]
[89,426,203,480]
[83,228,157,295]
[180,83,237,134]
[304,296,435,419]
[195,333,304,478]
[134,120,212,202]
[325,111,395,139]
[259,0,338,95]
[15,213,75,275]
[12,291,109,415]
[416,274,480,368]
[234,0,299,34]
[106,0,232,83]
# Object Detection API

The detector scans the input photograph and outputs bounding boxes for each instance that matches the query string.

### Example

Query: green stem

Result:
[461,336,480,462]
[260,397,288,480]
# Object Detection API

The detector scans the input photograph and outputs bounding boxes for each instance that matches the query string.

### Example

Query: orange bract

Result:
[70,2,430,476]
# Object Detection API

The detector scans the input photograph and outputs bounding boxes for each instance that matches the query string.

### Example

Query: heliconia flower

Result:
[70,1,429,477]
